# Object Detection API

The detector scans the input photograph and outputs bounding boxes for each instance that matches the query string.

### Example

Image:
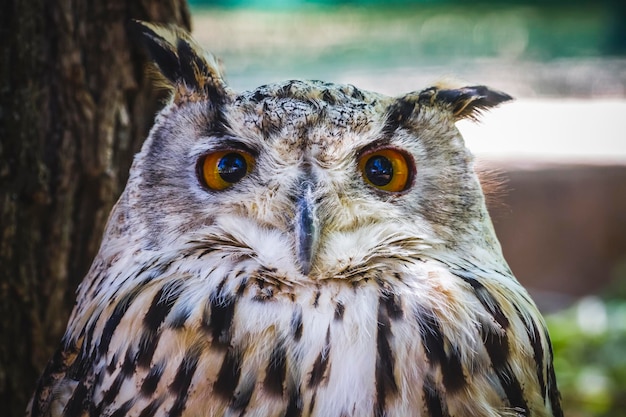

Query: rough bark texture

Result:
[0,1,190,415]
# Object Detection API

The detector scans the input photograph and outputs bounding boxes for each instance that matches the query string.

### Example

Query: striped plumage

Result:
[27,22,562,417]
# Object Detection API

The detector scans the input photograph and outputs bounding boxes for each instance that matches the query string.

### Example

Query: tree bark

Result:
[0,1,190,415]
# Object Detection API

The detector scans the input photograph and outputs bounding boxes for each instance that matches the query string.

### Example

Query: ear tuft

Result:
[130,20,229,104]
[425,85,513,121]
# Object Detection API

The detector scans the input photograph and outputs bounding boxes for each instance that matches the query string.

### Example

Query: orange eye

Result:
[358,148,412,192]
[199,150,255,191]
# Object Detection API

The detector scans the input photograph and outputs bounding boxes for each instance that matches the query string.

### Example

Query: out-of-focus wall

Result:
[488,164,626,310]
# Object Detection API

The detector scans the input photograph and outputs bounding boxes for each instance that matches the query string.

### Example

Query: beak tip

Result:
[299,260,312,276]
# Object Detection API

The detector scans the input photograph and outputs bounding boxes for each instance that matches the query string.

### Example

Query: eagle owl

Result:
[27,22,562,417]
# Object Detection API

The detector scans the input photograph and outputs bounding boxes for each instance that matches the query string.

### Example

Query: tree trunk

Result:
[0,1,190,415]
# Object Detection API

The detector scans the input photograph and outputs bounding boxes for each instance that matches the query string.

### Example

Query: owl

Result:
[27,22,562,417]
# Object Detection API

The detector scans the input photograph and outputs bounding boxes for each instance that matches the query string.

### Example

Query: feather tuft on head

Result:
[131,20,230,105]
[428,84,513,121]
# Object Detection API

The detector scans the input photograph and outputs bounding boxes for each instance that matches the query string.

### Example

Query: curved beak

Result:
[295,181,318,276]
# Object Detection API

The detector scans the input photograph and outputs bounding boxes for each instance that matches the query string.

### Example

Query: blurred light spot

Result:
[576,367,609,396]
[473,13,529,59]
[576,367,612,413]
[576,296,607,335]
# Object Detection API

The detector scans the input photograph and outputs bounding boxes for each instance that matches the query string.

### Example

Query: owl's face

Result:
[123,75,508,283]
[111,25,513,288]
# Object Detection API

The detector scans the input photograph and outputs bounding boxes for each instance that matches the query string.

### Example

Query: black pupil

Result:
[365,155,393,186]
[218,153,248,183]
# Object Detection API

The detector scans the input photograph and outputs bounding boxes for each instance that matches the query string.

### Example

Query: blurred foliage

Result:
[189,4,624,69]
[547,296,626,417]
[188,0,625,55]
[189,4,626,96]
[188,0,623,7]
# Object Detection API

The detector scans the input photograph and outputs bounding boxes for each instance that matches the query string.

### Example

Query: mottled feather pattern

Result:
[27,21,562,417]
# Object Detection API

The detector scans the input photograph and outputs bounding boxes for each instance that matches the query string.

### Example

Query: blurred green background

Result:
[186,0,626,95]
[187,1,626,416]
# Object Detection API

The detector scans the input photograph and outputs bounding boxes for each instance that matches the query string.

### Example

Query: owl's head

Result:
[115,22,512,281]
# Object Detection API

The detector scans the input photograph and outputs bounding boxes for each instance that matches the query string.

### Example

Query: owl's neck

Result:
[431,204,512,279]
